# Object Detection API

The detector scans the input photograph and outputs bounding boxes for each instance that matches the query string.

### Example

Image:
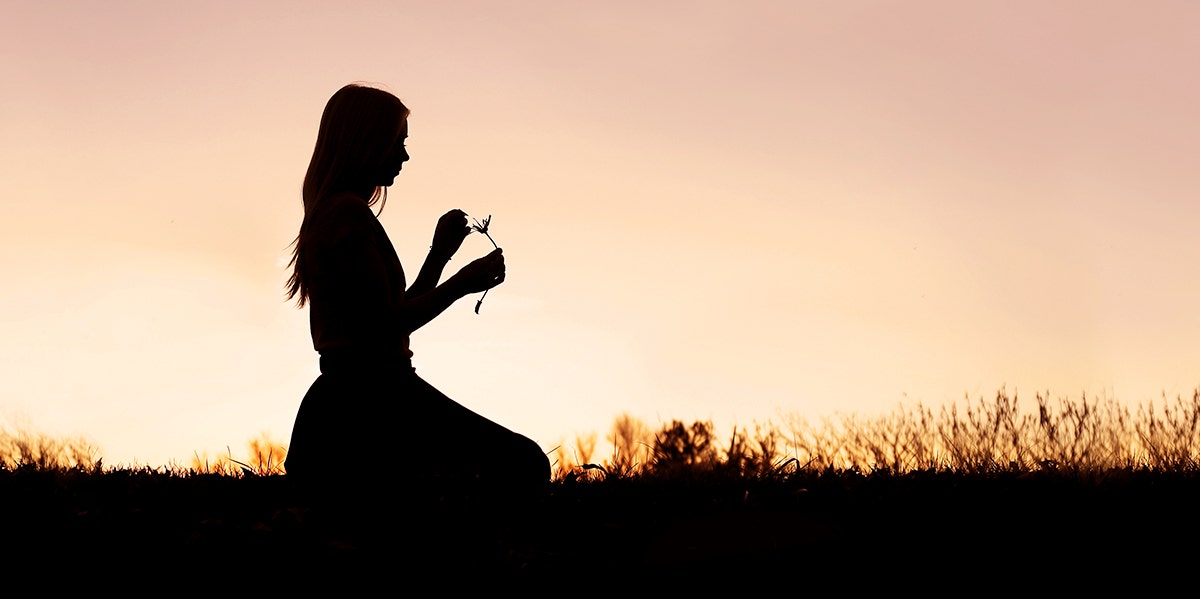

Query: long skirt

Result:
[284,362,550,505]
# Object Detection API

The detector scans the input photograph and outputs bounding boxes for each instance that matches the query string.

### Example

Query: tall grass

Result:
[10,387,1200,480]
[189,433,287,476]
[0,423,287,477]
[0,425,100,471]
[553,388,1200,480]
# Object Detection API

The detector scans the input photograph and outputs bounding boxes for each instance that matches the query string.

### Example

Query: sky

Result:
[2,1,1199,468]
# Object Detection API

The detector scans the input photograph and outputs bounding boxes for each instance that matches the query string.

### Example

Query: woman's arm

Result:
[406,209,469,298]
[309,199,502,340]
[407,250,451,298]
[398,248,505,334]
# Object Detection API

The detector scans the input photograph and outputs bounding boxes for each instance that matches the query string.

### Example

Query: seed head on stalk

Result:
[470,215,498,314]
[471,215,497,249]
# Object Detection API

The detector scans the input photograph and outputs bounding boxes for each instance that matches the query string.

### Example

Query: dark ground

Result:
[3,467,1197,591]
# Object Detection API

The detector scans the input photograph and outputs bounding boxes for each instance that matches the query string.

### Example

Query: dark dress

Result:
[284,193,549,504]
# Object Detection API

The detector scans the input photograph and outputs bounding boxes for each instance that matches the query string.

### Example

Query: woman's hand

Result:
[430,209,470,260]
[449,248,505,295]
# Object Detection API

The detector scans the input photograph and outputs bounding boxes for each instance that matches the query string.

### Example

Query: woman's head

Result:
[302,83,410,210]
[288,83,409,307]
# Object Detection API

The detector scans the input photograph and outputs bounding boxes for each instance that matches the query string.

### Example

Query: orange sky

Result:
[3,1,1199,468]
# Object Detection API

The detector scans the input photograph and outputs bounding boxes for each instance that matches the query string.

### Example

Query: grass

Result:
[5,388,1200,585]
[189,432,288,476]
[13,388,1200,478]
[551,388,1200,480]
[0,423,100,472]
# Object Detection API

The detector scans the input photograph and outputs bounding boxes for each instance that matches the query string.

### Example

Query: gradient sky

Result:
[3,1,1199,468]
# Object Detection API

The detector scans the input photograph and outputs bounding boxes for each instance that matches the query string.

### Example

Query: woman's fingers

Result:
[431,210,473,257]
[453,248,507,293]
[483,251,505,286]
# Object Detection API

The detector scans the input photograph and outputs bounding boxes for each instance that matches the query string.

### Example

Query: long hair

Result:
[285,84,410,307]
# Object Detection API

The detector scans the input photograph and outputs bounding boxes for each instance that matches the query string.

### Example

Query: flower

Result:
[472,215,498,249]
[470,214,499,314]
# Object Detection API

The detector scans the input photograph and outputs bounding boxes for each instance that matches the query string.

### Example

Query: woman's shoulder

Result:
[306,193,377,244]
[314,192,374,219]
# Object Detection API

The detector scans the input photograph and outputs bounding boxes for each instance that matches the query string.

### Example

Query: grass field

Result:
[4,389,1199,589]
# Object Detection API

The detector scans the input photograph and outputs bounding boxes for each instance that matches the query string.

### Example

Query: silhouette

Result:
[282,84,550,518]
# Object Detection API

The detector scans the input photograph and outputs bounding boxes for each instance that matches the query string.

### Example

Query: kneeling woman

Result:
[283,83,549,503]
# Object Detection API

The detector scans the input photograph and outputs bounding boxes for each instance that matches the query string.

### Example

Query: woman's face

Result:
[376,117,410,187]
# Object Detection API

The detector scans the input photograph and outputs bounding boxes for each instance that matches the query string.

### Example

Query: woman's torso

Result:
[303,192,413,368]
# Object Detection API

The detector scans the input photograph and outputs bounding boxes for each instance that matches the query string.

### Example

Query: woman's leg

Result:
[401,373,550,494]
[288,370,549,503]
[286,374,392,498]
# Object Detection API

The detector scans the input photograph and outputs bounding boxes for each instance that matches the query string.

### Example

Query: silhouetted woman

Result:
[283,84,549,507]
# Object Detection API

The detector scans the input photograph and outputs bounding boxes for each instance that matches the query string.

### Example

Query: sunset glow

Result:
[3,1,1199,468]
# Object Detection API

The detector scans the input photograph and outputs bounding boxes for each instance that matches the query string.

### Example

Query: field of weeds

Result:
[4,389,1200,589]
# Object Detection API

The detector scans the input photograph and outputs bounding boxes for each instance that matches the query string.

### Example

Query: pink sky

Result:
[2,1,1199,467]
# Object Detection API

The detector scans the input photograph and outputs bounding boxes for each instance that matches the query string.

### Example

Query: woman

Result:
[283,84,550,503]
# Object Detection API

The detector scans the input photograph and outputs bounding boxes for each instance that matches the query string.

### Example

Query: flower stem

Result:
[475,288,489,314]
[470,214,499,314]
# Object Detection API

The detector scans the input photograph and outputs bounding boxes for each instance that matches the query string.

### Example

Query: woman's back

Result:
[303,192,413,364]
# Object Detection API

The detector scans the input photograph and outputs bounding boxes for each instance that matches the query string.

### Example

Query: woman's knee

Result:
[513,434,551,484]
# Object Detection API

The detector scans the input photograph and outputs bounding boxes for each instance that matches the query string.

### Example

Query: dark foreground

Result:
[3,467,1198,590]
